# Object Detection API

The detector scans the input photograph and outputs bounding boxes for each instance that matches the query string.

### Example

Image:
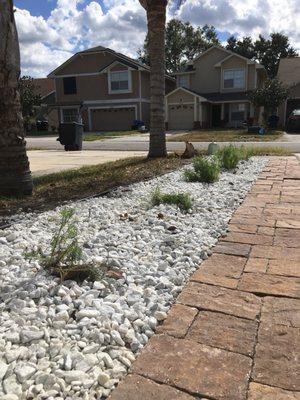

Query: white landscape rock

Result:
[0,157,267,399]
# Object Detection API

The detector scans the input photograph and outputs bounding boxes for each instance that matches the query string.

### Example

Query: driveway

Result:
[28,150,147,177]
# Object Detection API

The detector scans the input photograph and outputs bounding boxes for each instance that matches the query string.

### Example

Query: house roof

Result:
[33,78,55,98]
[166,86,251,103]
[176,45,264,73]
[48,45,174,81]
[277,57,300,86]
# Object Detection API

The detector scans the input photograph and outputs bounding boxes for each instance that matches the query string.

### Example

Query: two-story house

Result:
[48,45,175,131]
[277,57,300,127]
[165,45,267,130]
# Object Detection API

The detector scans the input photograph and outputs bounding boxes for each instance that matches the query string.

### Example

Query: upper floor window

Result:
[223,69,245,89]
[63,77,77,95]
[109,70,131,93]
[177,75,189,88]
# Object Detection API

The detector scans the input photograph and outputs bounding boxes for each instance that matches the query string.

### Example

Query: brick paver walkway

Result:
[109,157,300,400]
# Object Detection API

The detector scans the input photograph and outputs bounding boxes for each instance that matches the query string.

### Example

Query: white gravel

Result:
[0,157,267,399]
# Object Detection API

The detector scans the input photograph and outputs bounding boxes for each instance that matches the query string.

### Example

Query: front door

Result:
[211,105,222,127]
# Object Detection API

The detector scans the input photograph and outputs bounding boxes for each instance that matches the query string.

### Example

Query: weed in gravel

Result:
[25,208,109,281]
[218,145,242,170]
[151,187,193,212]
[184,156,220,183]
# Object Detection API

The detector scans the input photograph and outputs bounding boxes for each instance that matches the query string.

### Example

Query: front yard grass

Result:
[83,130,141,141]
[168,129,283,142]
[0,155,187,219]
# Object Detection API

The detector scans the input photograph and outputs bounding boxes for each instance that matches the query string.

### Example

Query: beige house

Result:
[165,45,267,130]
[277,57,300,127]
[48,46,175,131]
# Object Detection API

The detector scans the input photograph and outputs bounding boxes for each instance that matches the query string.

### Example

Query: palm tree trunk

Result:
[0,0,33,196]
[146,0,167,158]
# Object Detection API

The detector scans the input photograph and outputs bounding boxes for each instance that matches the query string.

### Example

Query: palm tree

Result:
[0,0,33,196]
[139,0,168,158]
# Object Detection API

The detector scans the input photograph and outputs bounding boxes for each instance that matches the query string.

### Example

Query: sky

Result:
[14,0,300,78]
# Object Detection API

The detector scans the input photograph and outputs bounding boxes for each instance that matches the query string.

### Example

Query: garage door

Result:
[168,104,194,130]
[91,107,135,131]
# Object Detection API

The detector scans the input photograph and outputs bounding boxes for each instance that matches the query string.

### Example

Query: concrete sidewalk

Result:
[110,156,300,400]
[28,150,147,176]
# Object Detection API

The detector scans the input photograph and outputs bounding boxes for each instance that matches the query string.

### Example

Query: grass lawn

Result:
[168,129,283,142]
[0,155,187,220]
[83,130,141,141]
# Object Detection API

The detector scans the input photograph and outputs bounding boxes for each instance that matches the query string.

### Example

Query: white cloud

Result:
[15,0,299,78]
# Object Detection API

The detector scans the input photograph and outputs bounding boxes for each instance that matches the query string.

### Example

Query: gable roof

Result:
[176,45,264,73]
[33,78,55,98]
[277,57,300,86]
[166,86,251,103]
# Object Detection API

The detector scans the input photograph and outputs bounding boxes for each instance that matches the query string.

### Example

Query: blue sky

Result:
[14,0,299,77]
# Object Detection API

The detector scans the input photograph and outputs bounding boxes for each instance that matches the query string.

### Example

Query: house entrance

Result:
[211,104,222,127]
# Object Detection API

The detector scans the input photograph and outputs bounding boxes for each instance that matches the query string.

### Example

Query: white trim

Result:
[88,105,138,130]
[214,54,253,67]
[193,45,258,65]
[168,102,194,105]
[83,98,150,105]
[108,69,132,94]
[41,90,55,100]
[165,87,208,102]
[52,72,101,78]
[100,60,135,74]
[222,68,246,91]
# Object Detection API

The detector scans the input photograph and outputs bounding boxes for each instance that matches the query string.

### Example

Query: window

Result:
[63,77,77,95]
[109,70,130,93]
[62,108,78,122]
[230,103,246,121]
[223,69,245,89]
[177,75,189,88]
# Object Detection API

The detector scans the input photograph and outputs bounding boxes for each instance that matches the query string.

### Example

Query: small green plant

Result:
[151,187,192,212]
[25,208,107,281]
[218,145,241,170]
[184,156,220,183]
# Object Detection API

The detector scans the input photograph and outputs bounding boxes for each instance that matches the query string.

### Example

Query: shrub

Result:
[151,187,192,212]
[184,156,220,183]
[218,145,241,170]
[25,208,108,281]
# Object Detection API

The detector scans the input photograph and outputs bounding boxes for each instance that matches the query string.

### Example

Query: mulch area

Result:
[109,156,300,400]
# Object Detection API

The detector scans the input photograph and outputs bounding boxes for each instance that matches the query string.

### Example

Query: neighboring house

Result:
[33,78,59,130]
[165,45,267,130]
[47,46,175,131]
[277,57,300,127]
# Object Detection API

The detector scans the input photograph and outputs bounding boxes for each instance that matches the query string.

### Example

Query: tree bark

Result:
[146,0,167,158]
[0,0,33,196]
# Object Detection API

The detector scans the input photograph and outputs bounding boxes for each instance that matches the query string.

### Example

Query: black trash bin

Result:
[58,122,83,151]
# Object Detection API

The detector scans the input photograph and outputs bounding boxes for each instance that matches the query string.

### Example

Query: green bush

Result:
[25,208,108,281]
[184,156,220,183]
[218,145,241,170]
[151,187,192,212]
